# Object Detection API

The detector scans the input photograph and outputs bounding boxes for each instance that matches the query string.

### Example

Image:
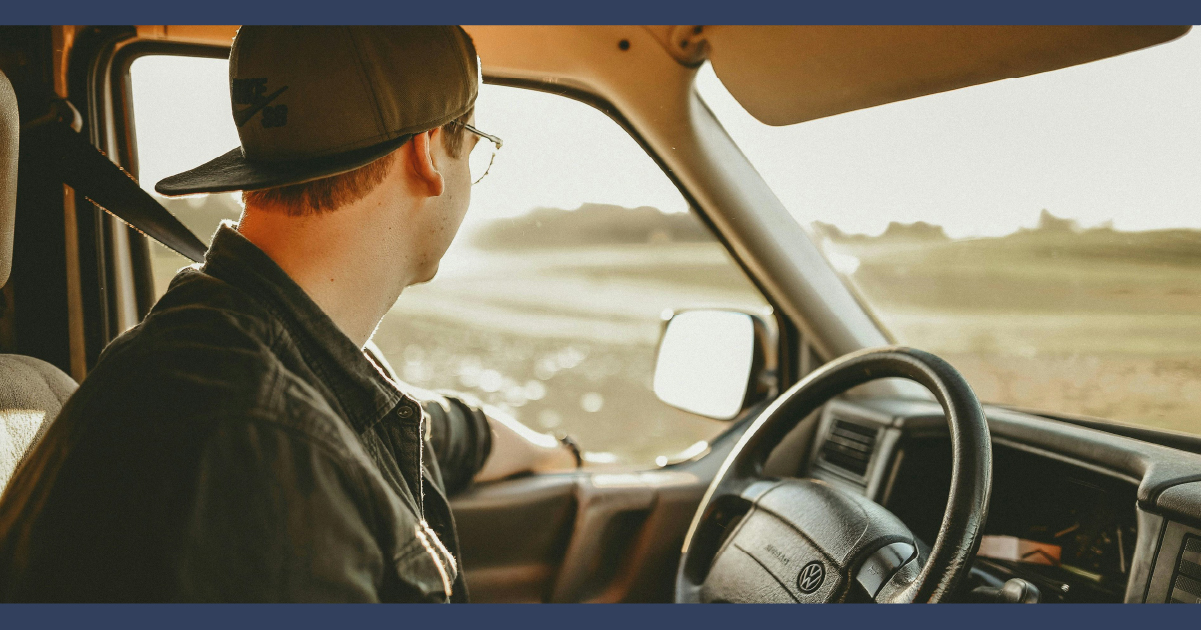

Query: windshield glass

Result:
[696,28,1201,435]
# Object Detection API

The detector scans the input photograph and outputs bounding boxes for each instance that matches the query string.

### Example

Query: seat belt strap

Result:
[24,115,208,264]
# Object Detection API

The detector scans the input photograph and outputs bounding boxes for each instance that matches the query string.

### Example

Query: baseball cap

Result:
[156,26,479,196]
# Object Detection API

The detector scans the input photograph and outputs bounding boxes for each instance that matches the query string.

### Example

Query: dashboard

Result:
[801,397,1201,603]
[883,436,1137,601]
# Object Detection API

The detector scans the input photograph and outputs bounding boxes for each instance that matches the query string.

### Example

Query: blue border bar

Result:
[4,3,1201,628]
[1,602,1198,629]
[3,0,1201,26]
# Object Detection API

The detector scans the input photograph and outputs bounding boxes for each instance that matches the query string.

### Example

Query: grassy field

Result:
[825,223,1201,434]
[374,243,770,466]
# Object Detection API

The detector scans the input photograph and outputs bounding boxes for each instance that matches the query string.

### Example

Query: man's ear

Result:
[407,130,445,197]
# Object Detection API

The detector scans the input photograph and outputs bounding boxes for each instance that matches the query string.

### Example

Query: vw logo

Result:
[797,561,825,594]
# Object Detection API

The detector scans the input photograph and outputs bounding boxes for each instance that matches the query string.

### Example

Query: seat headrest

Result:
[0,71,17,287]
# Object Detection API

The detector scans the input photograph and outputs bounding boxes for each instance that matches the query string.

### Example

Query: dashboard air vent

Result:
[820,418,878,477]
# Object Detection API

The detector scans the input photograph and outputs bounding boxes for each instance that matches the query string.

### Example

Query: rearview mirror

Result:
[652,309,774,421]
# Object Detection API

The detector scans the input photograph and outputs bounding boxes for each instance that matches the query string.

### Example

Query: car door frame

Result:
[85,28,819,602]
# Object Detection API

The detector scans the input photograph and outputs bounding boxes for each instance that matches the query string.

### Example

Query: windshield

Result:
[696,28,1201,435]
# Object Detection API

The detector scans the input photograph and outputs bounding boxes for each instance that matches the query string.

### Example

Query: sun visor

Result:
[703,25,1191,126]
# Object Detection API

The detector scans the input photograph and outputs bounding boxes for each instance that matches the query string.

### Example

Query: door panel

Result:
[451,470,711,602]
[451,474,577,602]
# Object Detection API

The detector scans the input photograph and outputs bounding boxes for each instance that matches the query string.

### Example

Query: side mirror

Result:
[652,309,776,421]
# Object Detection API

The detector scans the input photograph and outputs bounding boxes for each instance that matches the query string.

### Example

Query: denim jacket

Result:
[0,224,491,602]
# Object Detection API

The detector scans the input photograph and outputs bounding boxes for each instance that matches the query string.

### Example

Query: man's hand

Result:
[473,405,579,482]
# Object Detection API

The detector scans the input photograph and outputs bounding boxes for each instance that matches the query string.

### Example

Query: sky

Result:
[695,28,1201,238]
[132,27,1200,241]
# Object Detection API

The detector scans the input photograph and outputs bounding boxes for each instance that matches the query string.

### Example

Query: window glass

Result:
[130,55,242,296]
[378,84,769,467]
[129,55,770,468]
[696,29,1201,434]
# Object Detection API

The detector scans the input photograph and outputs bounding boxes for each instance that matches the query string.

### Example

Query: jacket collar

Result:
[201,222,419,433]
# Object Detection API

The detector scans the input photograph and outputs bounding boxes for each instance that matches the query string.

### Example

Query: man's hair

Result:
[242,108,473,216]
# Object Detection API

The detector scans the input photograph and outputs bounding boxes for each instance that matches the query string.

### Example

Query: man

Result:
[0,26,576,602]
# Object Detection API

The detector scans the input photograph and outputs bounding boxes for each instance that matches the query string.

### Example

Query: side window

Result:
[128,55,772,468]
[128,54,241,297]
[378,85,770,467]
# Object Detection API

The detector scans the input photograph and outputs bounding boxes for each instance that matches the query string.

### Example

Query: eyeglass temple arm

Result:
[463,123,503,149]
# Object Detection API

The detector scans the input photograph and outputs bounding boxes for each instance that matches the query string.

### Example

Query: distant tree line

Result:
[469,203,714,249]
[813,210,1117,243]
[814,209,1201,265]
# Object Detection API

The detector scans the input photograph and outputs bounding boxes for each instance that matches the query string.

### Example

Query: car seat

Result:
[0,69,78,492]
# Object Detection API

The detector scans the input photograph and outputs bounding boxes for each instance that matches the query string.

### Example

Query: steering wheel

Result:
[675,347,991,603]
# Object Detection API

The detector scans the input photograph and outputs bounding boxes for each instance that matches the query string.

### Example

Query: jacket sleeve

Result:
[422,392,492,495]
[360,342,492,496]
[173,415,451,602]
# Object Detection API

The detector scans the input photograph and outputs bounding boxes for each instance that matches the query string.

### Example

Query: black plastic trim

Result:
[68,25,136,369]
[999,404,1201,457]
[109,41,231,320]
[1142,510,1170,603]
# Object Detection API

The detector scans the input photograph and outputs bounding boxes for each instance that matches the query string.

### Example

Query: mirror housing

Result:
[652,309,776,421]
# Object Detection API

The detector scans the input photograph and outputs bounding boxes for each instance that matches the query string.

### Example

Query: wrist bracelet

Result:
[558,434,583,468]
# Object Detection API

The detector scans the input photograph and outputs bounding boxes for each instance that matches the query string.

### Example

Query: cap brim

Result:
[154,133,414,196]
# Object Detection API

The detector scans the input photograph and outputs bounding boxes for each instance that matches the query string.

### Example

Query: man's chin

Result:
[411,263,440,286]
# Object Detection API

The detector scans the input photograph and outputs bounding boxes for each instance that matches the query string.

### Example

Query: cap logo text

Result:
[232,78,289,128]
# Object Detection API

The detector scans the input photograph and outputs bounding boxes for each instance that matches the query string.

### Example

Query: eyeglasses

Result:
[461,123,503,185]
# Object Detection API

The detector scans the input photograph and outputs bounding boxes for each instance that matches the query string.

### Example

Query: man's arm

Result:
[423,392,578,492]
[364,342,577,491]
[473,405,578,482]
